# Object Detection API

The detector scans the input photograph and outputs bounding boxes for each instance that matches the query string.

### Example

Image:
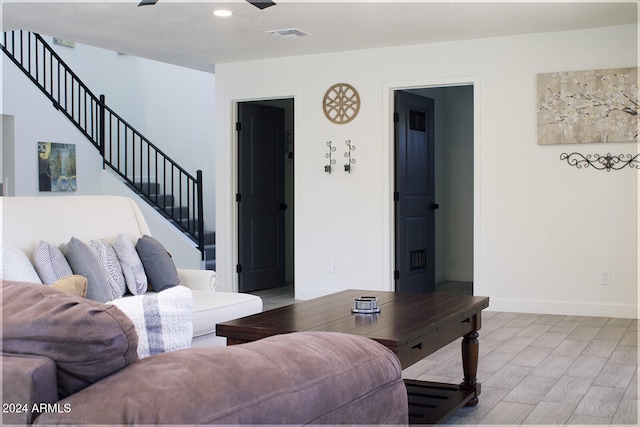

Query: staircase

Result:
[2,30,215,269]
[135,182,216,271]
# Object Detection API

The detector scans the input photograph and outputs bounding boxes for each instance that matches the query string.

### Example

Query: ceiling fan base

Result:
[247,1,277,10]
[138,0,159,7]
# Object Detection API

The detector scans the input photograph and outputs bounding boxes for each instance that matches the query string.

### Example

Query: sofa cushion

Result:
[32,241,73,285]
[108,286,193,358]
[51,274,88,298]
[112,233,148,295]
[61,237,112,303]
[90,239,127,300]
[135,235,180,292]
[2,281,139,399]
[2,354,58,425]
[191,290,263,338]
[1,245,42,283]
[33,332,408,425]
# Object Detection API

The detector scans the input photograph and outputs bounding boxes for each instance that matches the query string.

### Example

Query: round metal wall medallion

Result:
[323,83,360,124]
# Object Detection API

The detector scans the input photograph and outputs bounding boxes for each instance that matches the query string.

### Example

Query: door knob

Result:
[280,203,288,211]
[431,203,440,210]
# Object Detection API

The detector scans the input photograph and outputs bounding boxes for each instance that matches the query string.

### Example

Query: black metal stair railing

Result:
[1,30,205,258]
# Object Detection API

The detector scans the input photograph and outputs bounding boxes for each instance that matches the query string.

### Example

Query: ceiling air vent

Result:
[265,28,309,38]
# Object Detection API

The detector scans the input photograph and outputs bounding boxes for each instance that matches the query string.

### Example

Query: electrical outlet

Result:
[330,259,338,273]
[601,271,612,285]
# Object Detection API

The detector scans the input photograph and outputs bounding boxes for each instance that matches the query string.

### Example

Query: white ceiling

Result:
[1,1,637,73]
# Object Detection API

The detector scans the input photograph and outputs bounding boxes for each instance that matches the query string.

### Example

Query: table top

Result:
[217,290,489,348]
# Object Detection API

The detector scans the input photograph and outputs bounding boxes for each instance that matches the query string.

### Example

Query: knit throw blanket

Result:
[109,285,193,358]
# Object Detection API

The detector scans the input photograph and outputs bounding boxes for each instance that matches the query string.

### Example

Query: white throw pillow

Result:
[112,233,148,295]
[1,245,42,283]
[90,239,127,300]
[32,240,73,285]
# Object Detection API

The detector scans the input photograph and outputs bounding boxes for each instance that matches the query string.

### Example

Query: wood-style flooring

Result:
[248,283,638,425]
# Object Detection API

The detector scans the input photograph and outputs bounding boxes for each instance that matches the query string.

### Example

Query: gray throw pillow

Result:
[135,235,180,292]
[32,241,73,285]
[112,233,148,295]
[90,239,127,300]
[61,237,112,303]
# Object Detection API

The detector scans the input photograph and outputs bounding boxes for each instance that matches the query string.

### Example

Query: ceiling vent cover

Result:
[266,28,309,38]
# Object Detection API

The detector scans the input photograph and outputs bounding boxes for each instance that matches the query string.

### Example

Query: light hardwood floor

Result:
[404,311,638,425]
[249,285,638,425]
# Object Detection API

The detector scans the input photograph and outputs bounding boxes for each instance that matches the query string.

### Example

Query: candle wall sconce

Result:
[324,141,336,173]
[560,152,640,172]
[344,140,356,173]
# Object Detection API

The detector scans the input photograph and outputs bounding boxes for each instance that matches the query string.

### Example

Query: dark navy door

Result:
[237,102,286,292]
[394,91,436,293]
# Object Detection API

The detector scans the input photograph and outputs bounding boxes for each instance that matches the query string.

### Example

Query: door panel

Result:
[238,103,285,292]
[395,91,435,293]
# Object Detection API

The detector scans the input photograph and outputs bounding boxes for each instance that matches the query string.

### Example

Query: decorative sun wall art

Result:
[38,142,77,192]
[537,67,638,144]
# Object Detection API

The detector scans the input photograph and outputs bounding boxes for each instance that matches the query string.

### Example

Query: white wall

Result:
[1,115,16,196]
[1,38,211,269]
[215,24,638,318]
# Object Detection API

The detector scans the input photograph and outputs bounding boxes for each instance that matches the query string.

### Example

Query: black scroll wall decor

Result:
[344,140,356,173]
[560,152,640,172]
[324,141,336,173]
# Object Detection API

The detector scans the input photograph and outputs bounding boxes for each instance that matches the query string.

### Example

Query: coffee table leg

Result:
[461,330,480,406]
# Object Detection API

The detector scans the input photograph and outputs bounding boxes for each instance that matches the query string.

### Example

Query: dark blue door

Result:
[395,91,436,293]
[238,103,286,292]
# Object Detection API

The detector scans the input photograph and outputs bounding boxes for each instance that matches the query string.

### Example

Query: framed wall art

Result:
[537,67,638,145]
[38,141,77,192]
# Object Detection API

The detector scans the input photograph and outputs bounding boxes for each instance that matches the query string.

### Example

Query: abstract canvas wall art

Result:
[537,67,638,144]
[38,142,77,191]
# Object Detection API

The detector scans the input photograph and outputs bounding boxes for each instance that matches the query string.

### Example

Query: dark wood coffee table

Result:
[217,289,489,424]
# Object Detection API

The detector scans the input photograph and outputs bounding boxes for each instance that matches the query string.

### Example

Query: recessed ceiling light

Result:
[213,9,232,17]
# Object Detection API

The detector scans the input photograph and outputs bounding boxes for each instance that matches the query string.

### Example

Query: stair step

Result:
[204,244,215,260]
[202,231,216,245]
[156,195,175,207]
[137,182,160,195]
[160,205,190,218]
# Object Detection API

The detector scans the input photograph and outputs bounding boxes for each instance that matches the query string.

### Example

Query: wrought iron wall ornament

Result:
[324,141,336,173]
[323,83,360,124]
[560,152,640,171]
[344,140,356,173]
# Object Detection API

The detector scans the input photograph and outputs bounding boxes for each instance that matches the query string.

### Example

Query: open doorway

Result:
[394,85,474,295]
[236,99,294,296]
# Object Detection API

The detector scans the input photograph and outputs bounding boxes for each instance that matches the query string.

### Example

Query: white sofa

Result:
[0,195,262,347]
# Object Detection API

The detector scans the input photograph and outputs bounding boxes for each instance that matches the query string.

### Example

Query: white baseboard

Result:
[487,297,638,319]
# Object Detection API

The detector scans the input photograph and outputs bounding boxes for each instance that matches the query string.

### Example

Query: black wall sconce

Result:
[560,152,640,172]
[344,140,356,173]
[324,141,336,173]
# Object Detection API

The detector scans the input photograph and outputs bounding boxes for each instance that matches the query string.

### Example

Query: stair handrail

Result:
[1,30,205,258]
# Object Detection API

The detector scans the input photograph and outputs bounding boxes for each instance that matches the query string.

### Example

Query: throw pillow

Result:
[51,275,88,298]
[90,239,127,300]
[1,245,42,283]
[32,240,73,285]
[61,237,112,303]
[2,280,138,399]
[135,235,181,292]
[112,233,148,295]
[108,285,193,358]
